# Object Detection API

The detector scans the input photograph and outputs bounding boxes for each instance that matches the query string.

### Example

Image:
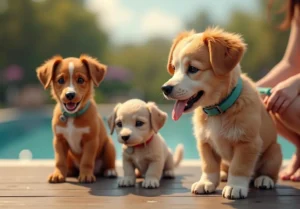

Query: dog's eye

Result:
[116,121,122,128]
[136,121,144,127]
[58,78,65,84]
[188,66,199,74]
[77,77,84,84]
[172,65,175,71]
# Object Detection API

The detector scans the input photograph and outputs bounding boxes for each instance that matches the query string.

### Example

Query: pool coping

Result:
[0,159,289,167]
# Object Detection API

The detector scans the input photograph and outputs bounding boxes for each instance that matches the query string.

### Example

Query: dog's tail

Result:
[173,144,184,168]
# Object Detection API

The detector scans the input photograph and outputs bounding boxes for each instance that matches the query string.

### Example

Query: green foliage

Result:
[105,38,173,103]
[185,1,290,81]
[0,0,107,85]
[0,0,292,106]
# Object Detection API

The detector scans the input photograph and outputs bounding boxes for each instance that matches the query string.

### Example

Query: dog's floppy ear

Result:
[167,31,195,75]
[202,27,246,76]
[80,54,107,87]
[107,103,122,135]
[36,56,63,89]
[147,102,168,133]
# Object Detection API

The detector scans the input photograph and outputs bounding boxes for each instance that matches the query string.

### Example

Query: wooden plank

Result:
[1,188,300,197]
[0,196,300,209]
[0,180,299,191]
[0,166,300,209]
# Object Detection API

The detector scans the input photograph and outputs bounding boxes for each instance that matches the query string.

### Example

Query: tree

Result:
[183,1,290,81]
[186,11,216,32]
[0,0,108,104]
[105,38,173,103]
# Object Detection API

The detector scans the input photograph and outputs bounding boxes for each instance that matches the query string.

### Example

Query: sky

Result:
[85,0,260,45]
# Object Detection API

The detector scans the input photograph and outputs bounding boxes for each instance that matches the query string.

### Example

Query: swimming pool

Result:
[0,107,295,160]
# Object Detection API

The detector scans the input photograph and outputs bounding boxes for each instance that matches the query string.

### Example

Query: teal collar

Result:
[61,101,91,118]
[257,87,271,96]
[203,77,243,116]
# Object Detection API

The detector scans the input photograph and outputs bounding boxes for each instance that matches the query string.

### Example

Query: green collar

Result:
[257,87,271,96]
[203,77,243,116]
[61,101,91,118]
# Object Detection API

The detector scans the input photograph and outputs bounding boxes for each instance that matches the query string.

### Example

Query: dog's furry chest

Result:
[129,148,152,174]
[55,118,90,154]
[194,117,242,161]
[125,146,161,175]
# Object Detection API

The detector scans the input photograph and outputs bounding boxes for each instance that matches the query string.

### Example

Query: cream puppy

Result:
[162,27,282,199]
[108,99,184,188]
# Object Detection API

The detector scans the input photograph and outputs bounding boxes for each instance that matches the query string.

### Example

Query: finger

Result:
[278,100,292,114]
[266,93,279,111]
[272,96,285,113]
[263,96,269,104]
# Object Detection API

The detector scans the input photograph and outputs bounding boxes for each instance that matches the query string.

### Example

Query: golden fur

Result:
[163,27,282,199]
[108,99,184,188]
[36,55,117,183]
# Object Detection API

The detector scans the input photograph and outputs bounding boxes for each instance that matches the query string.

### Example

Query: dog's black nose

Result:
[66,92,76,100]
[121,135,130,141]
[161,85,173,96]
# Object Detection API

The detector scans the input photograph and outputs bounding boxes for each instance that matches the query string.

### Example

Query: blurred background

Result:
[0,0,294,160]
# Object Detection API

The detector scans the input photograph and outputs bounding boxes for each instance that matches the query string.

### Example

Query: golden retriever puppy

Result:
[108,99,184,188]
[161,27,282,199]
[36,55,117,183]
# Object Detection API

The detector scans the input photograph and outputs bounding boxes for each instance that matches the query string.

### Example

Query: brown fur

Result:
[163,27,282,199]
[36,55,117,183]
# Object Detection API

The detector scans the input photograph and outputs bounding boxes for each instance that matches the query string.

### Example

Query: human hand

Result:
[264,77,299,114]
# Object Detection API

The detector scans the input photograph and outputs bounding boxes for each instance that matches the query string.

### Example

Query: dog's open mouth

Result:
[172,91,204,121]
[64,102,80,112]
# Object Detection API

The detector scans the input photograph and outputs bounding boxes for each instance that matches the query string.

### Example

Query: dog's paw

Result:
[118,176,136,187]
[163,170,175,179]
[78,173,96,183]
[104,169,118,178]
[191,180,216,194]
[142,177,160,188]
[48,171,66,183]
[220,171,228,182]
[222,185,248,199]
[254,175,274,190]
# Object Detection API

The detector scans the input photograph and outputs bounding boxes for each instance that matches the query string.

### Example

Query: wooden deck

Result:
[0,163,299,209]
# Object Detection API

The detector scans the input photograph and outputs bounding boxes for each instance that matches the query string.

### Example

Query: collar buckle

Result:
[203,105,223,115]
[215,106,223,114]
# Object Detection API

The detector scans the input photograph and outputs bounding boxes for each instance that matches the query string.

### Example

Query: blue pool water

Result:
[0,110,295,160]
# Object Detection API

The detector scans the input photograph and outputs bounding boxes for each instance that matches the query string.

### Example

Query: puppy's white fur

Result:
[108,99,184,188]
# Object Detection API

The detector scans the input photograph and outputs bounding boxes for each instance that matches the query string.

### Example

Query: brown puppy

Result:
[37,55,117,183]
[162,27,282,199]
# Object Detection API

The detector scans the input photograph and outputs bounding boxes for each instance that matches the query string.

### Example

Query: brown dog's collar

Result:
[133,135,154,148]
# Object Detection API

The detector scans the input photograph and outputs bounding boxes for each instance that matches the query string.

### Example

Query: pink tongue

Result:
[66,103,76,110]
[172,100,188,121]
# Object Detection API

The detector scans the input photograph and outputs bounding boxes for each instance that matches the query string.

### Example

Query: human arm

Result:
[264,73,300,114]
[256,8,300,87]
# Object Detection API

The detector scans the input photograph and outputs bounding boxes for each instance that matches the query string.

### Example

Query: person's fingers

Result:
[278,99,292,115]
[263,96,269,104]
[272,96,285,113]
[266,93,279,111]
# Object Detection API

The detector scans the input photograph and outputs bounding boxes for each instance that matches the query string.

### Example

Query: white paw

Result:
[220,171,228,182]
[222,185,248,199]
[142,177,160,188]
[191,180,216,194]
[163,170,175,178]
[118,176,136,187]
[254,175,274,190]
[104,169,117,178]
